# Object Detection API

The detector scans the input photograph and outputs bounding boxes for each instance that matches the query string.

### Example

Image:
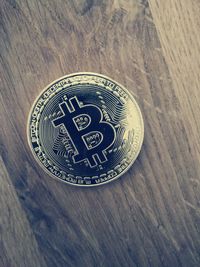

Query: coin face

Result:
[27,73,144,186]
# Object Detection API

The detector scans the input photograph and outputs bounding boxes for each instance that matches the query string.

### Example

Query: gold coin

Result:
[27,73,144,186]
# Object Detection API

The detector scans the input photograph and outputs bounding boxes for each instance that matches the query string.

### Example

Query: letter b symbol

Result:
[52,97,116,167]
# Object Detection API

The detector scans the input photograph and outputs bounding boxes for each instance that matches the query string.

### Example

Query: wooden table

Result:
[1,1,200,266]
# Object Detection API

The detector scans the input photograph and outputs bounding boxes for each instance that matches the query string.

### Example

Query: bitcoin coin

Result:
[27,73,144,186]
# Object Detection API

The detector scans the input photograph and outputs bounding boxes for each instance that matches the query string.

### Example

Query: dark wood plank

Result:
[0,156,47,267]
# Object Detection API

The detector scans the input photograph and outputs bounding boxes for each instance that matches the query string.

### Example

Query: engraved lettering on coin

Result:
[27,73,144,186]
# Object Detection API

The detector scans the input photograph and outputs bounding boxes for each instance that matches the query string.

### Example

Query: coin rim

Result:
[27,72,144,187]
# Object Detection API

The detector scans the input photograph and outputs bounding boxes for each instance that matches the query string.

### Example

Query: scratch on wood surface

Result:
[184,200,200,216]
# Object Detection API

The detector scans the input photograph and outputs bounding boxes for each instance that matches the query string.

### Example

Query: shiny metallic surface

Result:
[27,73,144,186]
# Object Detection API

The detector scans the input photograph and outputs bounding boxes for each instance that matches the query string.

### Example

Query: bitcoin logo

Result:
[52,96,116,167]
[27,73,144,186]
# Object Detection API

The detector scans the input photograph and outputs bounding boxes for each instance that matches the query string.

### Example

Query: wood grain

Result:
[0,0,200,266]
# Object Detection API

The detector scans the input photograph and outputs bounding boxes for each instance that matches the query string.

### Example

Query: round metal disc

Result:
[27,73,144,186]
